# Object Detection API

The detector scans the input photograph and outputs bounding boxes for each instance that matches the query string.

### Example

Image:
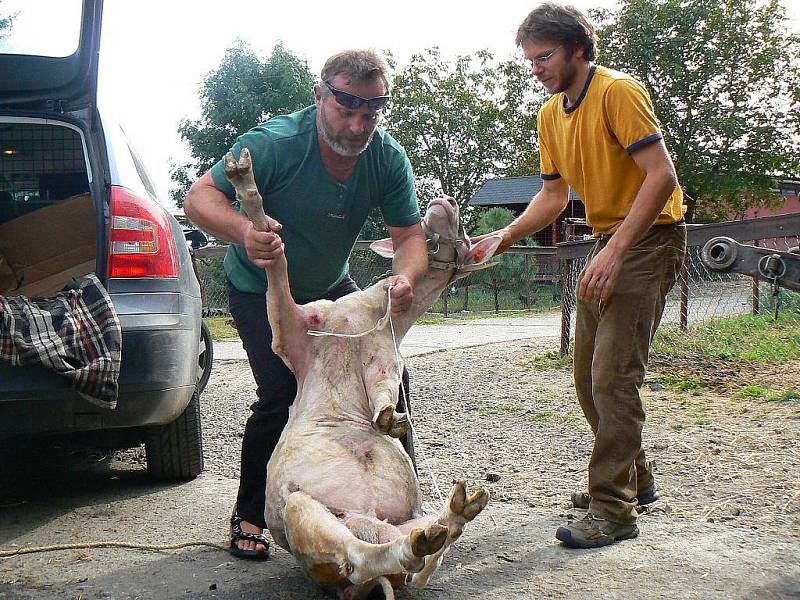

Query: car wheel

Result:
[197,320,213,394]
[145,391,204,480]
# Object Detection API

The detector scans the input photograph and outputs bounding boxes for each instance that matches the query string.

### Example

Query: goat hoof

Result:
[409,523,447,557]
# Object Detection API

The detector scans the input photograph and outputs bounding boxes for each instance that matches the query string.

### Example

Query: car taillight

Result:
[107,185,179,278]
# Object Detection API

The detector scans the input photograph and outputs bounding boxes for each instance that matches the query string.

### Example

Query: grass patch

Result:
[527,411,555,422]
[765,388,800,403]
[478,403,522,416]
[654,313,800,362]
[417,309,553,325]
[204,316,238,340]
[652,374,704,392]
[527,350,572,371]
[733,385,771,400]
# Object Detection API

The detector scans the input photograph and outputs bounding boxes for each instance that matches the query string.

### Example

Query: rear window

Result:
[0,119,90,224]
[0,0,83,58]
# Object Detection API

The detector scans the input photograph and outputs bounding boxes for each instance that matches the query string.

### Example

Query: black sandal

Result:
[230,514,270,560]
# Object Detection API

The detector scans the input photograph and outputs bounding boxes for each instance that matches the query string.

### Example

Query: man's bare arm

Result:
[578,140,679,302]
[184,171,284,268]
[385,222,428,313]
[485,176,571,253]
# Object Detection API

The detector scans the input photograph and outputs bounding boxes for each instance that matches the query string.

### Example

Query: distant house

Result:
[468,175,587,245]
[744,179,800,219]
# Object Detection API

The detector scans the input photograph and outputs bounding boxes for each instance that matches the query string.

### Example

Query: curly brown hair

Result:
[516,2,598,61]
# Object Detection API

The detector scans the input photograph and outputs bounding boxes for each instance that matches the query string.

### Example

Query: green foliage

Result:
[171,41,315,207]
[765,388,800,403]
[478,403,523,416]
[594,0,800,221]
[466,207,536,312]
[733,385,771,399]
[528,350,573,371]
[0,2,16,42]
[653,374,705,391]
[384,48,545,228]
[654,312,800,362]
[204,316,238,340]
[732,385,798,404]
[198,255,228,312]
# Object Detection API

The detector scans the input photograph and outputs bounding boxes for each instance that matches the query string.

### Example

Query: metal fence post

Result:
[752,239,760,315]
[525,254,532,310]
[680,251,689,331]
[560,257,572,356]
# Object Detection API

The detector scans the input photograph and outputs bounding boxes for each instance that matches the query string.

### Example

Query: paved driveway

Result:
[213,312,562,360]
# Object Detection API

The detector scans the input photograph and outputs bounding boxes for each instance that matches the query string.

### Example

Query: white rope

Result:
[306,292,392,338]
[386,290,447,510]
[305,286,447,510]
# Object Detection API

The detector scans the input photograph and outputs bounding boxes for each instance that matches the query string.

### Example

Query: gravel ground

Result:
[202,338,800,536]
[192,336,800,597]
[3,335,798,599]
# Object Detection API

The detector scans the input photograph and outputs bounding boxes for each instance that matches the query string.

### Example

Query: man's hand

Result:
[242,216,284,269]
[469,228,513,256]
[578,244,624,302]
[385,274,414,314]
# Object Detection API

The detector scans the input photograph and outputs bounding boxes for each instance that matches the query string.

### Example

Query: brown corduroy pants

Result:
[573,223,686,524]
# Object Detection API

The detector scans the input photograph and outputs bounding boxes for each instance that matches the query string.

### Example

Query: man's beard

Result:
[552,61,579,95]
[317,105,377,157]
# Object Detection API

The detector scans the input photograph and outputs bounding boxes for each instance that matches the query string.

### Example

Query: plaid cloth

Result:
[0,273,122,408]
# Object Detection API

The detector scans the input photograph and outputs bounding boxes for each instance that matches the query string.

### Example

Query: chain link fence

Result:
[558,214,800,353]
[195,215,800,348]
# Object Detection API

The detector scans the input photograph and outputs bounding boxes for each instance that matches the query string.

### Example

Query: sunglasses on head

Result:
[324,81,390,112]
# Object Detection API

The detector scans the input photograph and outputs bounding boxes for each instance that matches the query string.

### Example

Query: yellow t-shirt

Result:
[537,65,685,235]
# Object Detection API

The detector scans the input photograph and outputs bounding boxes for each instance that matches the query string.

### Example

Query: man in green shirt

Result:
[184,49,428,560]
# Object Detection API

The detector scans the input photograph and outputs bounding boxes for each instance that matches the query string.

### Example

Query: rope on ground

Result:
[0,539,228,559]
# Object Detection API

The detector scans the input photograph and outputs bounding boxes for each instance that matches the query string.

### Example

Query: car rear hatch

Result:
[0,0,102,112]
[0,0,202,433]
[0,0,104,299]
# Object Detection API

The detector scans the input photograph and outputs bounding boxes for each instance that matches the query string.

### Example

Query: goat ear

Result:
[370,238,395,258]
[460,235,504,272]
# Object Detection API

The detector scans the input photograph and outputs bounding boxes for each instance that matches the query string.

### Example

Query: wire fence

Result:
[194,214,800,351]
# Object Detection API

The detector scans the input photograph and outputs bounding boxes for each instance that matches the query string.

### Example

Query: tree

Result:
[171,41,315,208]
[0,2,16,43]
[384,48,546,230]
[594,0,800,221]
[466,207,536,313]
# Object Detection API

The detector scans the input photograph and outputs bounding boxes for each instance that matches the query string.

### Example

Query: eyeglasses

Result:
[324,81,391,112]
[531,47,562,68]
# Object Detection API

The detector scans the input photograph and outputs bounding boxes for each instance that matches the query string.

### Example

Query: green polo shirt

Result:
[210,106,420,301]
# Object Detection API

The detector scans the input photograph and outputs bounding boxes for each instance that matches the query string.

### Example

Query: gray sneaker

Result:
[571,487,660,510]
[556,513,639,548]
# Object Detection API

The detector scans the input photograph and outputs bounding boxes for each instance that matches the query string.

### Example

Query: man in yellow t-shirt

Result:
[478,2,687,548]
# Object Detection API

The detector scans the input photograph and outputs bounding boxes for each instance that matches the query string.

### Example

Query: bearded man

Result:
[184,49,427,560]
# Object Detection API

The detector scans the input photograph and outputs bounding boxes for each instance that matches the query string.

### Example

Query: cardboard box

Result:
[0,193,97,298]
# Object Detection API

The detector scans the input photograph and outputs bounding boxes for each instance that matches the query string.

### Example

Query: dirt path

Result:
[1,338,798,599]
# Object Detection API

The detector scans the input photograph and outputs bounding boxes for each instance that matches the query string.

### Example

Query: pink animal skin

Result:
[224,148,502,600]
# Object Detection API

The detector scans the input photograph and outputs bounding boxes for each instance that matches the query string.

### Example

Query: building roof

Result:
[469,176,581,207]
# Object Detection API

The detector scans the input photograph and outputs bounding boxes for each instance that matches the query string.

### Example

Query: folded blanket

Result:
[0,273,122,408]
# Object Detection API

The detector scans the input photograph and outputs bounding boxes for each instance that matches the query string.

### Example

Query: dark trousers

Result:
[228,278,415,529]
[573,224,686,524]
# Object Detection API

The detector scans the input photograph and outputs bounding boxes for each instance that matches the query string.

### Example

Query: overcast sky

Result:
[12,0,798,208]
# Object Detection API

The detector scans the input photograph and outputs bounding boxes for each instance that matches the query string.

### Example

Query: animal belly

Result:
[266,424,420,533]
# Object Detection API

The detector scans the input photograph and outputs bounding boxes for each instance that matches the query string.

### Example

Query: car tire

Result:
[197,320,213,394]
[145,391,204,480]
